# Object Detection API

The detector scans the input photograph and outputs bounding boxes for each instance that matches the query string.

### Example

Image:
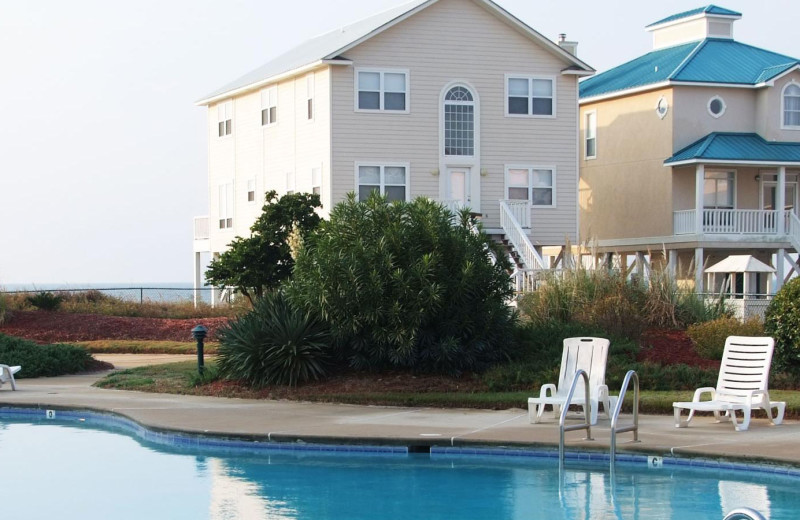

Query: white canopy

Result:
[705,255,775,274]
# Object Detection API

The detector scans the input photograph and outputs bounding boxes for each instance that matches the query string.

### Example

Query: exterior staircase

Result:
[497,200,548,293]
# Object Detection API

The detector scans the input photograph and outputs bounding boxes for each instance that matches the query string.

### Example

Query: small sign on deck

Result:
[45,409,56,420]
[647,455,663,469]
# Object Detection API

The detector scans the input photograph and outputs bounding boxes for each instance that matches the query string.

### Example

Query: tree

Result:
[205,191,321,303]
[765,277,800,374]
[287,193,516,374]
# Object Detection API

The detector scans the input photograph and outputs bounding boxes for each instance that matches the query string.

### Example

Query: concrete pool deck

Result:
[1,355,798,466]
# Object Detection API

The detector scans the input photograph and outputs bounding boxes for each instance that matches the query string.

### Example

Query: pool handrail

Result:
[723,508,767,520]
[610,369,640,470]
[558,369,593,471]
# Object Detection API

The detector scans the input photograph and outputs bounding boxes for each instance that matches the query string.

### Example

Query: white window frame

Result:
[246,178,256,204]
[703,170,737,209]
[585,110,597,160]
[217,101,232,137]
[306,73,315,122]
[354,68,410,113]
[261,86,278,127]
[286,171,296,195]
[707,95,726,118]
[354,161,411,202]
[311,166,321,197]
[781,81,800,130]
[443,85,476,158]
[655,96,669,119]
[504,165,557,208]
[218,180,234,229]
[504,74,556,118]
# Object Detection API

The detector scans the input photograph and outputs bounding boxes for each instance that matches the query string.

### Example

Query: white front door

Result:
[447,167,470,209]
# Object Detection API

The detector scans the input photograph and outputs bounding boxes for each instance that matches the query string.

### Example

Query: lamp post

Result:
[191,325,208,376]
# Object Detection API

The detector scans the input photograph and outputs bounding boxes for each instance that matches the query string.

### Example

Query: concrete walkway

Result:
[1,364,798,466]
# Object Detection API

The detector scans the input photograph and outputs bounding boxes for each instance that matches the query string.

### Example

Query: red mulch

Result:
[0,310,228,343]
[638,329,720,369]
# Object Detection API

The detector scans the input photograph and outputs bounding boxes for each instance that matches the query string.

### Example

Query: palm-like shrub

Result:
[216,291,330,387]
[288,194,515,374]
[765,278,800,374]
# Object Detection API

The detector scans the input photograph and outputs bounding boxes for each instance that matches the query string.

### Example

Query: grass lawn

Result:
[94,361,800,418]
[72,340,219,355]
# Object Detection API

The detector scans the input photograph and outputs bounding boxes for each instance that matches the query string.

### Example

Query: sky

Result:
[0,0,797,285]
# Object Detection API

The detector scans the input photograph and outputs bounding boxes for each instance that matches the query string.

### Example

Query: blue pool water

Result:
[0,416,798,519]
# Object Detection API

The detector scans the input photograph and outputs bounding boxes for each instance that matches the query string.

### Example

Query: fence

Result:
[699,293,773,322]
[1,287,231,306]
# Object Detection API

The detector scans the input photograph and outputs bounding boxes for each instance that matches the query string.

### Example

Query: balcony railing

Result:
[499,200,544,270]
[504,200,530,228]
[194,216,210,240]
[674,209,791,235]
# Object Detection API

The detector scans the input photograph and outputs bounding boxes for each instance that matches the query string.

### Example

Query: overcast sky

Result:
[0,0,797,285]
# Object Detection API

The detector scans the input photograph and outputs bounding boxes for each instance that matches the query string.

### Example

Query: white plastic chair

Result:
[0,365,21,391]
[673,336,785,432]
[528,337,616,425]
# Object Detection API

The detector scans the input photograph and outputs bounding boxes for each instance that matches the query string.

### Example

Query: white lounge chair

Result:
[528,337,616,425]
[673,336,785,432]
[0,365,21,391]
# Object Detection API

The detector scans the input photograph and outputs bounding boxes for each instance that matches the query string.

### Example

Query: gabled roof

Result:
[665,133,800,166]
[579,39,800,100]
[197,0,593,105]
[646,5,741,29]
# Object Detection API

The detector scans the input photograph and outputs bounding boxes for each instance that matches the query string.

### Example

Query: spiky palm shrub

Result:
[287,193,516,374]
[216,291,330,387]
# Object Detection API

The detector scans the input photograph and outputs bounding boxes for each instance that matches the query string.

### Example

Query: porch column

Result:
[695,164,705,234]
[695,247,704,292]
[776,248,786,293]
[668,250,678,277]
[193,252,202,308]
[777,166,787,235]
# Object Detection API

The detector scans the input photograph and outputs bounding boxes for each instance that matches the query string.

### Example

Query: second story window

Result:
[261,86,277,126]
[704,171,735,209]
[506,166,555,207]
[311,167,321,196]
[217,101,232,137]
[218,181,234,229]
[783,83,800,128]
[246,178,256,203]
[444,86,474,156]
[356,69,408,112]
[585,111,597,159]
[507,76,555,117]
[306,74,315,120]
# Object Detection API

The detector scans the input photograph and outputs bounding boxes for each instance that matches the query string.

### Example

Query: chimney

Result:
[557,33,578,57]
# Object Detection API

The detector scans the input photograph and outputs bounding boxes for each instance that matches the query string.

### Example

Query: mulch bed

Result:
[0,310,228,343]
[638,329,720,369]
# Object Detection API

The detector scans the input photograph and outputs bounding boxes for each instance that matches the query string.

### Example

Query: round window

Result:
[708,96,726,118]
[656,96,669,119]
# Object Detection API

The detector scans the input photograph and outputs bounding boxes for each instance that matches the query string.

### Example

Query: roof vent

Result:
[557,33,578,57]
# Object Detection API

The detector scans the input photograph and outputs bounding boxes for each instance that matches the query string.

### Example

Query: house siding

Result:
[206,67,332,254]
[579,88,674,242]
[330,0,579,245]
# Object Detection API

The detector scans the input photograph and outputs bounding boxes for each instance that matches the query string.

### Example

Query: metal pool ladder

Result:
[610,370,640,470]
[723,508,767,520]
[558,369,593,471]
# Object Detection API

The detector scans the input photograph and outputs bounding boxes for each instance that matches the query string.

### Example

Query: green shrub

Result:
[0,333,95,377]
[26,291,63,311]
[288,194,515,374]
[606,361,718,391]
[216,291,331,387]
[0,292,6,324]
[765,278,800,374]
[687,317,765,360]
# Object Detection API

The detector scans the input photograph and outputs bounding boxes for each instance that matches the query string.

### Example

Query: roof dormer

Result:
[646,5,741,50]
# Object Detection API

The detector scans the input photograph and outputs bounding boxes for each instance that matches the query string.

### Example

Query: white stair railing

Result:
[788,211,800,253]
[499,200,545,270]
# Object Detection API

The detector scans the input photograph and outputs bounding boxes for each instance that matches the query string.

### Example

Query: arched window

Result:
[784,83,800,128]
[444,86,474,156]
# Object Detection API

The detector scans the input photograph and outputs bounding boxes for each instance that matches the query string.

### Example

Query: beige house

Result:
[192,0,594,295]
[578,6,800,294]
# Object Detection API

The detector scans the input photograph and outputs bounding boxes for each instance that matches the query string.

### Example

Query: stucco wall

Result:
[672,86,757,150]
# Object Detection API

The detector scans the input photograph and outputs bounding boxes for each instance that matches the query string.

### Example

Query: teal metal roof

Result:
[580,39,799,99]
[646,5,741,28]
[665,133,800,165]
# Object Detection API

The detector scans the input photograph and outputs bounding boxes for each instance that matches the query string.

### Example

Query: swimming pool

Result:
[1,409,797,519]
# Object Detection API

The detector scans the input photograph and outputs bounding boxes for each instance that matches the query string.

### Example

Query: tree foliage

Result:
[765,277,800,374]
[287,193,516,374]
[205,191,321,302]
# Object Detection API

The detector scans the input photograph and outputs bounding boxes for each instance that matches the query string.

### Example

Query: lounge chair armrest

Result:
[539,384,557,398]
[692,387,716,402]
[748,389,771,404]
